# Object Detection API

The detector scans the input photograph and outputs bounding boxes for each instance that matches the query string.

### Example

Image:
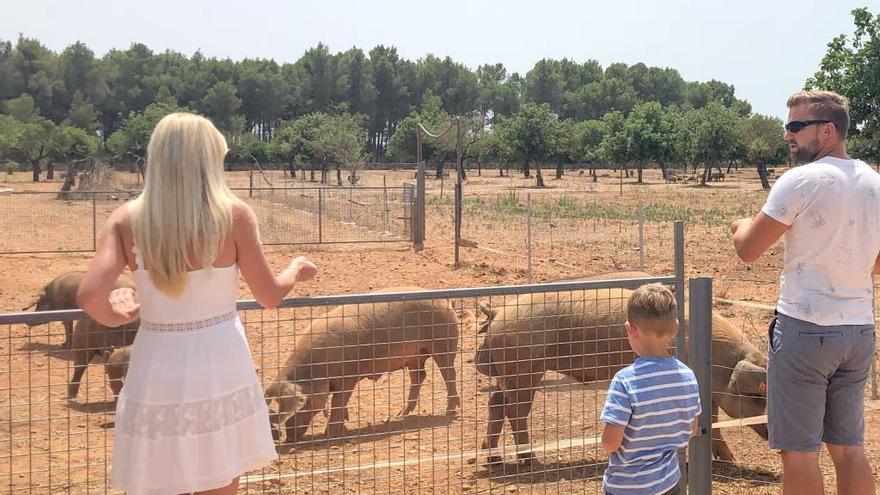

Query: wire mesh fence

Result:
[0,185,417,254]
[1,275,721,495]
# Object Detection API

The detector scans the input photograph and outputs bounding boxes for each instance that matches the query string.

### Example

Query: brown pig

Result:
[265,287,460,443]
[103,346,132,397]
[24,271,134,349]
[68,318,139,399]
[475,283,767,464]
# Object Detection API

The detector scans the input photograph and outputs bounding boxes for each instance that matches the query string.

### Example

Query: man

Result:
[731,90,879,495]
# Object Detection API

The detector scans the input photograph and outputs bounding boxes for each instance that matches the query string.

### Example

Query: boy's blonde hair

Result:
[131,112,236,296]
[787,89,850,139]
[627,284,677,336]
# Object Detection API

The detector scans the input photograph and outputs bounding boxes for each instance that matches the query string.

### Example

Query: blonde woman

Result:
[77,112,317,495]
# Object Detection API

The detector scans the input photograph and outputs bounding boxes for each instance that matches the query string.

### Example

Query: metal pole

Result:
[317,189,323,243]
[454,181,462,269]
[527,193,533,283]
[638,201,645,271]
[673,219,687,494]
[382,175,389,234]
[454,119,463,268]
[688,277,713,495]
[92,191,97,251]
[413,162,426,251]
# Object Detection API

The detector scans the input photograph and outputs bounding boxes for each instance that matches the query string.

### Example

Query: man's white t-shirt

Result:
[761,157,880,326]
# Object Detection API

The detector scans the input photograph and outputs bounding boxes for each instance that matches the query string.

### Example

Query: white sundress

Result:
[110,247,277,494]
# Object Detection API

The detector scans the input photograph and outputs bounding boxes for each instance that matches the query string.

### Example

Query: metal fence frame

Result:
[0,277,719,494]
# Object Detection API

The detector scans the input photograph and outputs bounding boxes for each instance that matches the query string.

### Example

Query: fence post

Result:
[454,181,462,268]
[638,201,645,271]
[318,188,324,243]
[92,191,97,251]
[382,175,389,234]
[413,162,426,251]
[673,220,687,494]
[688,277,713,495]
[527,193,533,283]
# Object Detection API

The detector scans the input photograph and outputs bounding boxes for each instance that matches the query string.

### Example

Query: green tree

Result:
[200,81,243,135]
[64,90,99,132]
[496,102,559,186]
[311,114,367,185]
[809,7,880,162]
[106,102,187,162]
[742,114,787,189]
[622,101,673,183]
[598,110,629,175]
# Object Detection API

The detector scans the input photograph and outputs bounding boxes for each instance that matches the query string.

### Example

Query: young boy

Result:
[600,284,701,495]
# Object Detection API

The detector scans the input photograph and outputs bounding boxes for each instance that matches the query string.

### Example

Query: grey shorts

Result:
[767,312,875,451]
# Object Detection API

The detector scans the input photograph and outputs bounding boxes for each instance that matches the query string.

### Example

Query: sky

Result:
[3,0,877,122]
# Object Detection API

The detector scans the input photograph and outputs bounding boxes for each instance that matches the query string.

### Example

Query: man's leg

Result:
[826,444,875,495]
[780,451,823,495]
[822,326,876,495]
[768,315,844,495]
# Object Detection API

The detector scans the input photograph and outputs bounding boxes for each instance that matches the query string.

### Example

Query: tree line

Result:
[0,7,875,188]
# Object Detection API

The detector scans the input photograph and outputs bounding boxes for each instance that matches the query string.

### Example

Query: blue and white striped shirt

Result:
[600,356,701,495]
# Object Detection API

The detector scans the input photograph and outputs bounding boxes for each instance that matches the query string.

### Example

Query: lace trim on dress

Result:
[115,384,263,439]
[140,311,238,332]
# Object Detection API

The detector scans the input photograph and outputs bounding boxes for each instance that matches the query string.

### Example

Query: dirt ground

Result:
[1,166,879,494]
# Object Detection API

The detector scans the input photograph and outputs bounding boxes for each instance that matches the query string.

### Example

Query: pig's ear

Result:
[729,359,767,396]
[476,301,496,334]
[22,294,43,311]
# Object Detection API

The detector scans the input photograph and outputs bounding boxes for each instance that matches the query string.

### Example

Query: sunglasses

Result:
[784,119,831,133]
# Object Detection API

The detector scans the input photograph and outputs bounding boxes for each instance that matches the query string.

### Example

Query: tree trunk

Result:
[637,160,643,183]
[288,161,296,178]
[659,161,668,180]
[336,163,342,186]
[478,160,482,176]
[726,161,733,174]
[523,159,531,178]
[459,160,467,182]
[436,160,444,179]
[31,160,41,182]
[757,162,771,190]
[700,163,711,186]
[506,161,511,176]
[310,163,316,182]
[535,164,545,188]
[46,161,54,180]
[499,161,504,176]
[57,162,79,200]
[555,157,563,179]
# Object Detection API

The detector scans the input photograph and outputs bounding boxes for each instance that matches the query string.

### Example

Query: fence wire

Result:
[2,277,704,495]
[0,186,415,254]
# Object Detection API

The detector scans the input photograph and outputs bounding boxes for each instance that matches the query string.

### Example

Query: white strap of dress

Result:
[132,244,146,272]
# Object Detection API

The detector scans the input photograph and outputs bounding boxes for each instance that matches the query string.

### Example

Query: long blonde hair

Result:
[131,112,236,296]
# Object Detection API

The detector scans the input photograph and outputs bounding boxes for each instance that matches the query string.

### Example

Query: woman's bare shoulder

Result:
[231,199,257,226]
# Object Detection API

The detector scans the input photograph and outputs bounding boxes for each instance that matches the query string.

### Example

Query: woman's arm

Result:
[77,205,140,327]
[233,201,316,309]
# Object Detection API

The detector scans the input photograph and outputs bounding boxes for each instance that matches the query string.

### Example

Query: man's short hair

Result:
[787,90,850,139]
[627,284,677,336]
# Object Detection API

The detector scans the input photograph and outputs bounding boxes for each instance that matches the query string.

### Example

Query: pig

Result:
[24,271,134,349]
[68,318,139,399]
[103,346,131,398]
[475,282,767,464]
[265,287,460,444]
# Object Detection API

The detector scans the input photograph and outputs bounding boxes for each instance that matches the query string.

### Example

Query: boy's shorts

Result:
[767,312,875,451]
